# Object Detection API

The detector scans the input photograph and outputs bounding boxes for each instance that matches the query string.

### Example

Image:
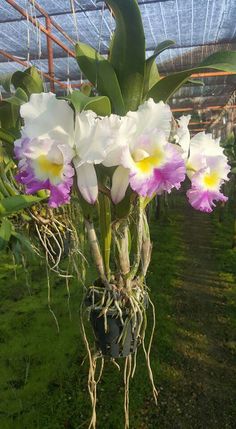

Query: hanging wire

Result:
[70,0,79,41]
[159,2,175,72]
[190,0,194,67]
[98,2,106,54]
[201,0,210,62]
[175,0,183,69]
[144,3,157,48]
[67,52,72,95]
[68,0,83,87]
[25,0,31,64]
[90,0,112,44]
[28,0,46,90]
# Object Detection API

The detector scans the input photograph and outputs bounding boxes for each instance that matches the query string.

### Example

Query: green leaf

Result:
[148,51,236,102]
[0,73,14,93]
[69,90,111,116]
[148,40,175,62]
[25,66,44,92]
[75,42,125,115]
[186,79,204,86]
[0,218,12,250]
[0,101,20,129]
[0,127,16,144]
[0,195,45,217]
[230,167,236,174]
[114,187,134,219]
[144,40,175,97]
[73,192,97,220]
[12,67,43,97]
[106,0,145,111]
[80,82,92,96]
[11,231,34,254]
[4,87,28,106]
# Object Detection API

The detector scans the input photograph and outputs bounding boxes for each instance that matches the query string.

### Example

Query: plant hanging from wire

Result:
[1,0,236,428]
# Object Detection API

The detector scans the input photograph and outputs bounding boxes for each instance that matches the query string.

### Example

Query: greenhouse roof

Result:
[0,0,236,132]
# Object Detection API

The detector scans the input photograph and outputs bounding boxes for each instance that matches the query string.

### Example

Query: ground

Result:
[0,197,235,429]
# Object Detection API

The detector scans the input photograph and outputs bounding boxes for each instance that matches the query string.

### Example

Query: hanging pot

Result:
[90,309,141,358]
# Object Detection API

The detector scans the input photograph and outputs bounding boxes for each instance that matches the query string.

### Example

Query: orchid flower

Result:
[14,93,75,207]
[14,93,114,206]
[107,99,186,203]
[73,111,114,204]
[177,119,230,212]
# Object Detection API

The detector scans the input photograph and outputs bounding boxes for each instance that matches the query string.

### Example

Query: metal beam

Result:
[45,17,55,92]
[6,0,75,59]
[189,128,206,132]
[189,121,211,125]
[28,0,75,47]
[171,105,236,112]
[0,48,67,89]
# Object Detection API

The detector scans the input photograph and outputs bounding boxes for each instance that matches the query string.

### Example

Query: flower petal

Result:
[176,114,191,156]
[103,114,135,167]
[190,132,224,157]
[20,92,74,147]
[111,166,130,204]
[74,160,98,204]
[128,142,186,197]
[75,111,114,164]
[14,136,74,208]
[187,188,228,213]
[127,99,172,147]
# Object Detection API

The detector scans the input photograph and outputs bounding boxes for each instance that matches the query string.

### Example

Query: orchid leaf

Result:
[12,66,43,97]
[143,40,175,97]
[0,195,45,217]
[75,42,125,115]
[186,79,204,86]
[0,101,20,129]
[0,218,12,250]
[25,66,44,92]
[114,187,134,219]
[148,40,175,61]
[69,90,111,116]
[148,51,236,102]
[106,0,145,111]
[0,128,16,144]
[11,231,35,254]
[80,83,92,96]
[4,87,28,105]
[0,73,14,93]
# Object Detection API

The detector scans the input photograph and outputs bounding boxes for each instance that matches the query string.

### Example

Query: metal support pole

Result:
[45,17,55,92]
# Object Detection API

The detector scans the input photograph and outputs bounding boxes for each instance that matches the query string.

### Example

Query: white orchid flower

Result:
[106,98,185,203]
[177,127,230,212]
[15,92,114,206]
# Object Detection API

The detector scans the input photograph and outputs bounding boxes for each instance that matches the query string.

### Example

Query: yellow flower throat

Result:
[37,155,63,178]
[203,172,219,188]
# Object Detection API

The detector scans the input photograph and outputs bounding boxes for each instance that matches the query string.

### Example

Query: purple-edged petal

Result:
[14,137,74,208]
[129,142,186,197]
[187,188,228,213]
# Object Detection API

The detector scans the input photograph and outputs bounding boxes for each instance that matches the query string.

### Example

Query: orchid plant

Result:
[1,0,236,428]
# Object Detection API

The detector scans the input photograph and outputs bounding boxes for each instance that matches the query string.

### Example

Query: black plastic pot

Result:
[90,310,141,358]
